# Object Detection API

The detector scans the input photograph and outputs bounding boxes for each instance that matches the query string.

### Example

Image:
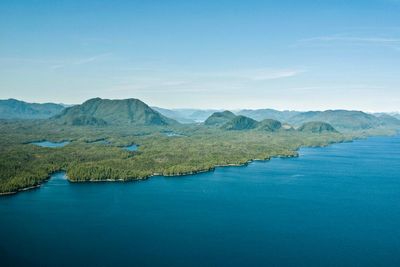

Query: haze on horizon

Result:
[0,0,399,112]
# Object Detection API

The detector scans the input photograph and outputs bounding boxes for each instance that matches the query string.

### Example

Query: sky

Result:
[0,0,400,111]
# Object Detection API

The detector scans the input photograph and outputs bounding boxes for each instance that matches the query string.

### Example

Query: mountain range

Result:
[1,98,399,131]
[152,107,220,123]
[0,99,65,119]
[204,111,338,132]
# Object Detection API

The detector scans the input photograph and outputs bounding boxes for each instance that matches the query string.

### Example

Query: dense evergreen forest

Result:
[1,119,396,195]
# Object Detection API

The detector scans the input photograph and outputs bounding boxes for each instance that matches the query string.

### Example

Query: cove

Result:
[1,135,400,267]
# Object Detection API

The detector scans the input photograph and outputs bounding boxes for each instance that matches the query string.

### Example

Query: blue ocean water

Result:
[1,136,400,267]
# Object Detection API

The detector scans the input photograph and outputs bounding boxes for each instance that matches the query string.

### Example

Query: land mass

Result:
[0,97,399,195]
[0,99,65,119]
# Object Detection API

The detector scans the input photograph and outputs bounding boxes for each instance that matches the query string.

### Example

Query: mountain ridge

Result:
[0,99,65,119]
[53,98,177,126]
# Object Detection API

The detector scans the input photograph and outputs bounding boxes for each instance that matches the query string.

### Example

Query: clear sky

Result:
[1,0,399,111]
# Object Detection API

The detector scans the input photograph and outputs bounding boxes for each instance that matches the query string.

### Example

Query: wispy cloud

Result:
[0,53,112,71]
[104,67,305,94]
[50,53,112,70]
[295,34,400,50]
[211,68,304,81]
[75,53,112,65]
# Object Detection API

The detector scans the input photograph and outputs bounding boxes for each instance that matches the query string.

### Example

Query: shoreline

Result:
[2,133,396,196]
[0,149,302,194]
[0,184,41,196]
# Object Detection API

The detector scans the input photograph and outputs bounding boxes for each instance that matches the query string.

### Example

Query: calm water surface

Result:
[123,144,138,151]
[30,140,70,148]
[1,136,400,267]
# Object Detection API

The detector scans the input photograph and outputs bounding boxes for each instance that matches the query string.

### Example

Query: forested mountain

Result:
[390,113,400,120]
[257,119,283,132]
[373,113,400,126]
[237,109,300,122]
[204,111,237,126]
[286,110,385,130]
[2,98,398,131]
[207,113,288,132]
[136,106,400,131]
[221,115,259,130]
[53,98,177,126]
[0,99,65,119]
[298,121,337,133]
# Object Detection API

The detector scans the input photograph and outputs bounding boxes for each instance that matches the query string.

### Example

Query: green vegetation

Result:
[238,109,300,122]
[222,115,259,130]
[1,98,399,195]
[298,121,337,133]
[1,119,396,195]
[54,98,176,126]
[0,99,65,119]
[204,110,236,126]
[258,119,283,132]
[287,110,385,130]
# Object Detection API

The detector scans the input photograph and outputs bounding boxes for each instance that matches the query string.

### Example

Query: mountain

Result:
[389,113,400,120]
[287,110,383,130]
[152,107,222,123]
[373,113,400,126]
[206,112,290,131]
[237,109,300,122]
[153,108,220,123]
[257,119,283,132]
[0,99,65,119]
[53,98,177,126]
[221,115,259,130]
[152,107,196,123]
[204,111,236,126]
[177,109,221,122]
[298,121,338,133]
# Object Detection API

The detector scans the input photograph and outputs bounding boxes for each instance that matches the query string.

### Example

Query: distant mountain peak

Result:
[53,97,177,126]
[204,110,237,126]
[221,115,259,130]
[298,121,338,133]
[0,98,65,119]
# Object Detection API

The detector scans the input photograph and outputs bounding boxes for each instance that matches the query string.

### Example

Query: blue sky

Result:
[1,0,399,111]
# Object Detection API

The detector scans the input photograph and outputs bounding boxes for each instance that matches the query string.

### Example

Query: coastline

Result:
[0,184,41,196]
[0,140,323,195]
[2,132,397,196]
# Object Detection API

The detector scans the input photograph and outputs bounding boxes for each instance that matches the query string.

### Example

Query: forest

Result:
[0,118,395,195]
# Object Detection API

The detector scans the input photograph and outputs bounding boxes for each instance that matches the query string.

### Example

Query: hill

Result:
[298,121,338,133]
[257,119,283,132]
[373,113,400,126]
[390,113,400,120]
[0,99,65,119]
[53,98,177,126]
[221,115,259,130]
[237,109,299,122]
[204,111,236,126]
[287,110,383,130]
